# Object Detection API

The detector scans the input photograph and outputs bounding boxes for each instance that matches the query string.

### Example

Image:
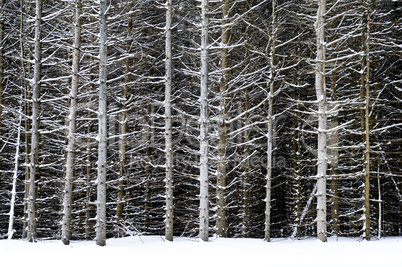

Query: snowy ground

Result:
[1,236,401,267]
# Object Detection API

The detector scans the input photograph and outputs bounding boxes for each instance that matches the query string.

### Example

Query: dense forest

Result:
[0,0,400,245]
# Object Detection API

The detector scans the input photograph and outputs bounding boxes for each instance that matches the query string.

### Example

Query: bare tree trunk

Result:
[363,8,371,241]
[359,2,371,240]
[164,0,174,242]
[27,0,42,243]
[315,0,328,243]
[265,0,276,242]
[292,106,302,239]
[18,0,30,239]
[61,0,81,245]
[96,0,108,247]
[330,66,340,236]
[0,0,4,175]
[216,0,229,238]
[199,0,209,242]
[22,2,31,238]
[242,87,250,238]
[85,112,93,240]
[7,112,22,239]
[144,98,153,233]
[116,0,134,235]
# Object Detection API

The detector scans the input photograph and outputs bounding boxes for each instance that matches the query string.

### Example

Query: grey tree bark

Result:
[61,0,81,245]
[7,112,22,239]
[0,0,4,166]
[265,0,276,242]
[315,0,328,242]
[330,68,340,236]
[216,0,229,238]
[199,0,210,242]
[116,0,134,234]
[164,0,174,242]
[27,0,43,243]
[21,0,30,239]
[96,0,108,247]
[362,5,371,241]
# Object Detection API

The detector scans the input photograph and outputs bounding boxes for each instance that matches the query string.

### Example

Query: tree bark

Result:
[0,0,4,176]
[61,0,81,245]
[265,0,276,242]
[7,112,22,239]
[242,86,250,238]
[359,2,371,240]
[216,0,230,238]
[27,0,42,243]
[315,0,328,243]
[363,7,371,242]
[199,0,209,242]
[164,0,174,242]
[330,64,340,236]
[96,0,108,247]
[22,0,31,239]
[116,0,134,235]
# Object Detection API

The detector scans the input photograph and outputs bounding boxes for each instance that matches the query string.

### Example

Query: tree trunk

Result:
[315,0,328,243]
[265,0,276,242]
[22,1,31,238]
[216,0,229,238]
[330,63,340,236]
[7,112,22,239]
[116,0,134,235]
[363,7,371,241]
[96,0,108,247]
[0,0,4,176]
[242,86,250,238]
[199,0,209,242]
[144,97,153,233]
[61,0,81,245]
[27,0,42,243]
[164,0,174,242]
[360,2,371,240]
[85,110,93,240]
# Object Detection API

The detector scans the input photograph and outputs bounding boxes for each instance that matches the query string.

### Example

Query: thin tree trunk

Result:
[315,0,328,243]
[0,0,4,176]
[242,86,250,238]
[85,112,93,240]
[199,0,209,242]
[265,0,276,242]
[360,2,371,240]
[330,65,340,236]
[216,0,229,238]
[96,0,108,247]
[19,0,30,239]
[164,0,174,242]
[291,91,302,238]
[144,97,153,233]
[363,8,371,241]
[27,0,43,243]
[61,0,81,245]
[116,0,134,235]
[22,0,31,238]
[7,112,22,239]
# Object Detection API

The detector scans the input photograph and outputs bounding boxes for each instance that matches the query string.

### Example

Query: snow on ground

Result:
[1,236,401,267]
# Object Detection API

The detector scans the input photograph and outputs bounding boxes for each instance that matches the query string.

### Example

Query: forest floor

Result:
[1,235,401,266]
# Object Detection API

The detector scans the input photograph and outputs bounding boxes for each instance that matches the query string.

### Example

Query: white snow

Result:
[1,236,401,267]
